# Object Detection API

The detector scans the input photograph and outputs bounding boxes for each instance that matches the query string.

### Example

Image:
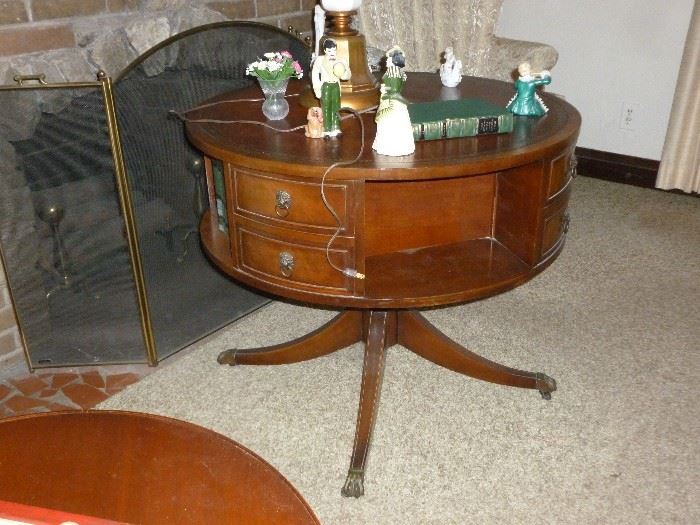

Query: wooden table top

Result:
[0,411,320,525]
[185,73,581,180]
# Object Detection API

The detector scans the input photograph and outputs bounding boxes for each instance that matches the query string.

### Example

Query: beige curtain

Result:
[656,1,700,193]
[358,0,502,74]
[357,0,558,82]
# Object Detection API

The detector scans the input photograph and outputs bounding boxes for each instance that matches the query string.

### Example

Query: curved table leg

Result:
[397,310,556,399]
[217,309,363,366]
[341,310,396,498]
[219,307,556,499]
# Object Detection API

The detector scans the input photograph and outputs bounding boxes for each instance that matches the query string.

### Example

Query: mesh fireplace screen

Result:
[0,82,148,365]
[0,22,313,367]
[112,22,312,361]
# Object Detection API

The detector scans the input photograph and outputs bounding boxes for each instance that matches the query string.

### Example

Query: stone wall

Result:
[0,0,316,367]
[0,0,315,83]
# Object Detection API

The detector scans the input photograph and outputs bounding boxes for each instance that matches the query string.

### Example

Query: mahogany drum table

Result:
[186,73,581,497]
[0,411,320,524]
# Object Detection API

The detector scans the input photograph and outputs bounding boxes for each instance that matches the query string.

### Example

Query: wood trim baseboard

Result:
[575,147,659,189]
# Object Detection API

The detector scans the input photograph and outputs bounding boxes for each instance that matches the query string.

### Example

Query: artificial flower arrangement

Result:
[246,50,304,81]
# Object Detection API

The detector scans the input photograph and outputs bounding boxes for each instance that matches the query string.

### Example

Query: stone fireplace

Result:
[0,0,315,367]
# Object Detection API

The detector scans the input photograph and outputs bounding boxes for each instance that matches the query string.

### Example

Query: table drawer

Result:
[541,191,570,257]
[237,227,353,292]
[547,150,576,200]
[234,169,353,233]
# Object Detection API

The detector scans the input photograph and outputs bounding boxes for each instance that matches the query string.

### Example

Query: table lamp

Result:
[302,0,379,110]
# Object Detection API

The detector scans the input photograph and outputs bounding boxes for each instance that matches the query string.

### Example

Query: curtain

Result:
[358,0,502,73]
[656,1,700,193]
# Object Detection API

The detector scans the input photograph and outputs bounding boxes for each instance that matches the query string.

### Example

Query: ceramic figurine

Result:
[439,47,463,87]
[506,62,551,116]
[304,106,325,138]
[372,46,415,157]
[311,39,352,137]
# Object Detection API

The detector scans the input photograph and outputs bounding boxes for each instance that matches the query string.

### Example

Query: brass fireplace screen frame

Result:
[0,72,158,366]
[0,22,311,369]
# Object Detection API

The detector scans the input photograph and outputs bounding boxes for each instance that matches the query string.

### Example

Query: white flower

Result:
[246,49,303,80]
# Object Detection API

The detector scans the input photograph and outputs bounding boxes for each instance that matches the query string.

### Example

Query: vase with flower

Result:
[246,50,304,120]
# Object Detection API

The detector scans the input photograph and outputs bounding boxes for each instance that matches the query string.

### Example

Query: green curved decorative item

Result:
[506,62,552,117]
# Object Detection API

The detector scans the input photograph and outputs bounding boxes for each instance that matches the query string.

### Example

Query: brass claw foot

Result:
[217,349,238,366]
[341,469,365,498]
[536,373,557,400]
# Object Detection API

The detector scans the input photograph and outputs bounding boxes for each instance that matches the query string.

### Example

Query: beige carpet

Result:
[99,177,700,524]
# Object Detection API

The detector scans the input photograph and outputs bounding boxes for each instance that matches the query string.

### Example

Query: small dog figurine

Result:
[304,106,324,139]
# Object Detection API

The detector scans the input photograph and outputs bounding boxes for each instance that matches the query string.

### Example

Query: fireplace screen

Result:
[0,80,149,366]
[0,22,312,367]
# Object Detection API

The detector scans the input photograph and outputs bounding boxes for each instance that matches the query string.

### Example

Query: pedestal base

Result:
[218,308,556,497]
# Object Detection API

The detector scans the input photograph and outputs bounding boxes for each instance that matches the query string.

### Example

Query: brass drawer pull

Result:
[275,190,292,217]
[568,154,578,179]
[279,251,295,277]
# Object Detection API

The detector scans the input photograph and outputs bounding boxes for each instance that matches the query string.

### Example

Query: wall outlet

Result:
[620,102,640,130]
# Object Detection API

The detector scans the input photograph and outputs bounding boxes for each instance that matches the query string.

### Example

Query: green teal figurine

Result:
[506,62,551,117]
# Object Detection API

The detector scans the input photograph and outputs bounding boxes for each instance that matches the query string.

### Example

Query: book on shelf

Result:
[408,98,513,141]
[211,158,228,233]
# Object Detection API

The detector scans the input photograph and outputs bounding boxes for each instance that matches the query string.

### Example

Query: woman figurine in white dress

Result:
[372,46,415,157]
[439,46,463,87]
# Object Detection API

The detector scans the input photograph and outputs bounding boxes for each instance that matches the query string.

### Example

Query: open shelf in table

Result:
[363,238,532,305]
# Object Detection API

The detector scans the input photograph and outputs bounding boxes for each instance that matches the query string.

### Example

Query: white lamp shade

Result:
[321,0,362,12]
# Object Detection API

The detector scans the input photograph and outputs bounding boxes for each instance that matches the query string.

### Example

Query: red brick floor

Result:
[0,364,155,419]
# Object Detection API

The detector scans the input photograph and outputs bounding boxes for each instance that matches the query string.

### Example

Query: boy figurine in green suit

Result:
[311,39,352,137]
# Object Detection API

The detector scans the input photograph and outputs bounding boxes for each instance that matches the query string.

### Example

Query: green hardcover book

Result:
[408,98,513,141]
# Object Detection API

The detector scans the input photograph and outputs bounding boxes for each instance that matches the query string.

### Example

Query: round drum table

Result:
[0,411,320,524]
[186,73,581,497]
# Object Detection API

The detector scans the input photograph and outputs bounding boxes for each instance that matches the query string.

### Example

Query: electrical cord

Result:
[170,94,307,133]
[320,106,368,280]
[173,96,377,281]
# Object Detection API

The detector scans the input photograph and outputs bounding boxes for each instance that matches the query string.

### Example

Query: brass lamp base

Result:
[300,10,380,110]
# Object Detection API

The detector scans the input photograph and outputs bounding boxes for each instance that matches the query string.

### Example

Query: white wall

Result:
[496,0,694,160]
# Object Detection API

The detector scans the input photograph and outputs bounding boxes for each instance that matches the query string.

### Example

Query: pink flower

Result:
[293,61,302,74]
[281,50,293,59]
